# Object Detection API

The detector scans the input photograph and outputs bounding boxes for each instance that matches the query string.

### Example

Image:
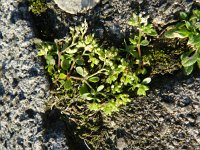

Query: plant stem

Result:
[56,42,61,71]
[87,69,107,79]
[58,50,61,70]
[69,59,76,74]
[70,76,83,81]
[84,80,95,91]
[137,29,143,67]
[136,15,144,68]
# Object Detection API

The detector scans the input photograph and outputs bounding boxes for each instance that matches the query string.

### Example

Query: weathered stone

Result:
[0,0,69,149]
[27,0,200,149]
[37,0,198,45]
[54,0,100,14]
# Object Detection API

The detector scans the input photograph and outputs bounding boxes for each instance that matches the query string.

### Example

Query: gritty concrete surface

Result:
[0,0,68,149]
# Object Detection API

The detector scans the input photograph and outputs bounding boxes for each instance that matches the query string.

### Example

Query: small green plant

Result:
[28,0,47,15]
[37,21,151,115]
[127,13,158,68]
[165,10,200,75]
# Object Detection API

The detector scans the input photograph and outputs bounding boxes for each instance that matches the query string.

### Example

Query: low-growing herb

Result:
[165,10,200,75]
[37,20,151,115]
[127,13,157,68]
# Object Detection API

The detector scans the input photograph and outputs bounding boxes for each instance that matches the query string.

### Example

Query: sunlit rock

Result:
[54,0,100,14]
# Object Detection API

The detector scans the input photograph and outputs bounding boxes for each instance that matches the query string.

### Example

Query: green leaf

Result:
[185,21,192,30]
[137,85,149,96]
[129,38,137,46]
[137,68,147,75]
[59,73,67,79]
[88,103,100,111]
[165,29,190,39]
[183,65,193,75]
[46,55,55,66]
[180,50,193,60]
[61,59,71,70]
[76,58,84,65]
[140,40,149,46]
[147,29,158,36]
[180,12,188,20]
[88,56,100,67]
[59,80,65,85]
[97,85,104,92]
[128,13,139,27]
[193,10,200,18]
[181,53,197,67]
[176,29,191,38]
[76,67,88,77]
[82,93,93,100]
[65,48,78,54]
[47,65,54,75]
[89,77,100,83]
[142,77,151,84]
[188,35,200,48]
[85,35,94,45]
[38,48,48,56]
[164,29,178,38]
[37,43,52,56]
[197,58,200,69]
[64,80,72,90]
[76,41,86,48]
[102,101,119,115]
[175,22,185,29]
[79,84,88,95]
[196,22,200,30]
[142,24,157,36]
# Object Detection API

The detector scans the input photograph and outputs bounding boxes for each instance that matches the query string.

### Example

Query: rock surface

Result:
[100,72,200,149]
[0,0,200,149]
[54,0,100,14]
[37,0,198,45]
[31,0,200,149]
[0,0,68,149]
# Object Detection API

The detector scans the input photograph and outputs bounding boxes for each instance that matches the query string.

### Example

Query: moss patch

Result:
[28,0,47,15]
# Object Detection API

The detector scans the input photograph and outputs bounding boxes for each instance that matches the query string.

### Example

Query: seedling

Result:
[127,13,157,67]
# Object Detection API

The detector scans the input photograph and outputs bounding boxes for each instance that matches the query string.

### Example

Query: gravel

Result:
[0,0,68,149]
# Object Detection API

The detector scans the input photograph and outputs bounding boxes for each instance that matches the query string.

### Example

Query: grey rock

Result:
[116,138,128,150]
[0,0,68,149]
[103,73,200,149]
[40,0,198,45]
[54,0,100,14]
[0,81,5,96]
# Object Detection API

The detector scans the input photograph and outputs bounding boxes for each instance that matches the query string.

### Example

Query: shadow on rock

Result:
[42,108,89,150]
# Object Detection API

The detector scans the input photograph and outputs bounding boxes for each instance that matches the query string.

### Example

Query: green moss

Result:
[143,49,183,75]
[28,0,47,15]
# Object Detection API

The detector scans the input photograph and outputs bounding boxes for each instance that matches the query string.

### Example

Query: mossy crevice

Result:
[28,0,47,15]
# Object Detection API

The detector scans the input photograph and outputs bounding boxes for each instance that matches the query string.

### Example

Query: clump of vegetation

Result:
[36,11,199,148]
[37,17,157,115]
[127,13,158,68]
[165,10,200,75]
[28,0,47,15]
